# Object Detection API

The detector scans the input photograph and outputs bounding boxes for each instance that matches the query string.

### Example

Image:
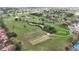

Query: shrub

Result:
[6,32,17,38]
[43,24,56,34]
[66,13,74,17]
[12,41,22,51]
[30,13,42,16]
[65,46,69,51]
[15,42,22,51]
[15,18,18,21]
[67,35,73,42]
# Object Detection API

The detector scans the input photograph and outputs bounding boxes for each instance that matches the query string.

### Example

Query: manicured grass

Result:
[3,15,69,51]
[53,22,70,36]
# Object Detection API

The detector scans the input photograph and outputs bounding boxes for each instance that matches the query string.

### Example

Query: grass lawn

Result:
[2,15,69,51]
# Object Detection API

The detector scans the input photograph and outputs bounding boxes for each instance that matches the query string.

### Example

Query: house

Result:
[68,23,79,34]
[1,44,16,51]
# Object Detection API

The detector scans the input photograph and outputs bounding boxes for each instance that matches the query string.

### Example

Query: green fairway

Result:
[2,14,69,51]
[0,7,79,51]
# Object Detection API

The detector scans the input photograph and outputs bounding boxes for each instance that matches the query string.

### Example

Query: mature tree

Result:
[43,24,56,34]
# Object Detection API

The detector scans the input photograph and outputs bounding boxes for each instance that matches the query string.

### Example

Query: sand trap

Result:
[29,33,50,45]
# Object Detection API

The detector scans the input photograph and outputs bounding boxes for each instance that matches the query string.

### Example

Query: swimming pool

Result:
[74,41,79,49]
[71,42,79,51]
[74,44,79,49]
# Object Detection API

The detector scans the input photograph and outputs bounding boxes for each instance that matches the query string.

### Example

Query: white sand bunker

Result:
[29,33,50,45]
